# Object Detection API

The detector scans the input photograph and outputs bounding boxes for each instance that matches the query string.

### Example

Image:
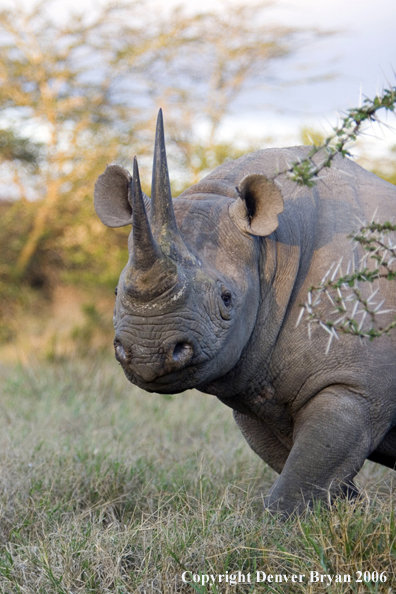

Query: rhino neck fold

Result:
[201,236,302,402]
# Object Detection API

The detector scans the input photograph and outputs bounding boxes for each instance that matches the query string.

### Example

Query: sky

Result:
[2,0,396,152]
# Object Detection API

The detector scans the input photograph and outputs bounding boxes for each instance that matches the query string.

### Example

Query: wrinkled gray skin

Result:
[94,111,396,515]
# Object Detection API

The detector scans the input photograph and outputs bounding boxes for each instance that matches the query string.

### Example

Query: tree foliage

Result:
[0,0,313,323]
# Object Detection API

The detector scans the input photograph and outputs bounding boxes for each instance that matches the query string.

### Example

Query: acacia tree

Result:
[0,0,318,289]
[0,1,144,278]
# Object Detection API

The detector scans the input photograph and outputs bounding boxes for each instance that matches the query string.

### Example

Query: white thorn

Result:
[358,253,369,267]
[351,299,360,319]
[296,307,305,327]
[321,263,334,285]
[373,299,385,313]
[367,288,380,304]
[325,291,335,306]
[370,208,378,223]
[331,258,343,281]
[319,321,334,337]
[358,311,367,331]
[313,296,321,307]
[325,333,334,355]
[354,215,366,228]
[333,315,347,326]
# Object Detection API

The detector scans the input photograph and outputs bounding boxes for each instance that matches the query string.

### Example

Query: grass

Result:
[0,357,395,593]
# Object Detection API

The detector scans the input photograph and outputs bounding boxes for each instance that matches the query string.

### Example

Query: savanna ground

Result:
[0,356,395,593]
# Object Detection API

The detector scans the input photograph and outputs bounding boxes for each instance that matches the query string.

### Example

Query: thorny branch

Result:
[297,222,396,351]
[285,86,396,187]
[287,85,396,346]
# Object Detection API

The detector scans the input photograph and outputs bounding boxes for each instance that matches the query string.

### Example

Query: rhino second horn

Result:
[131,156,162,272]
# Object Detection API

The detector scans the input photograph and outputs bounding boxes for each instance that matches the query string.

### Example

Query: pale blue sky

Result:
[2,0,396,150]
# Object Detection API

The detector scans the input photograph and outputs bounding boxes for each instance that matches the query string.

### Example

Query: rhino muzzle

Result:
[113,333,197,382]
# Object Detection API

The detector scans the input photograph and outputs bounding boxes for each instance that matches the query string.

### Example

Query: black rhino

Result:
[94,111,396,515]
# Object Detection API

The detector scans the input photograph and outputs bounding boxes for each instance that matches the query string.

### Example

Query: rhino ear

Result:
[229,174,284,236]
[94,164,133,228]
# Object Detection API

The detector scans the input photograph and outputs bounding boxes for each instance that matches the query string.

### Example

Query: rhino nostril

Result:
[114,339,128,363]
[172,342,193,363]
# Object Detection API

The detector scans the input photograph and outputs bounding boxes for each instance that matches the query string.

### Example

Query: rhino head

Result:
[94,111,284,394]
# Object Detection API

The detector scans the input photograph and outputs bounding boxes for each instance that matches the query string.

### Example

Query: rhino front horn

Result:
[150,109,195,263]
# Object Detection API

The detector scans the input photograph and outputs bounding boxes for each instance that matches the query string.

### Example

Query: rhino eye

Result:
[114,286,118,296]
[221,290,232,307]
[219,289,232,321]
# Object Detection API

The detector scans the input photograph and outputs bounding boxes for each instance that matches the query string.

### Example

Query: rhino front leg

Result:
[368,426,396,469]
[233,411,290,474]
[264,388,372,516]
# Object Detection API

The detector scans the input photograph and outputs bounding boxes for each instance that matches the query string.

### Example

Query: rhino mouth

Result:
[123,364,200,394]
